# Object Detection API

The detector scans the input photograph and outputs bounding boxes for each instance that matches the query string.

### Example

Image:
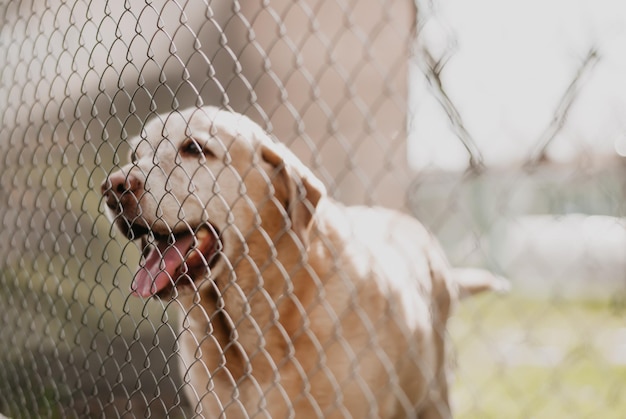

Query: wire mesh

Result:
[1,0,625,418]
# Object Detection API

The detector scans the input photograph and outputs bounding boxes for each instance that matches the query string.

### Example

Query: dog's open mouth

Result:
[131,224,221,298]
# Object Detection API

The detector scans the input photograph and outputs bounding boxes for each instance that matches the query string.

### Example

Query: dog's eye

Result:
[181,139,214,158]
[182,140,203,156]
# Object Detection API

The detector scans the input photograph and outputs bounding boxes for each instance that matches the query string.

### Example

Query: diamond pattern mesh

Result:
[1,1,625,418]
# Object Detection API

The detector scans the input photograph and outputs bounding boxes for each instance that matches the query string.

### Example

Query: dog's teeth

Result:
[196,228,208,240]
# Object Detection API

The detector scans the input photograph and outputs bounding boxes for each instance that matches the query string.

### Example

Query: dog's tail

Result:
[451,268,510,299]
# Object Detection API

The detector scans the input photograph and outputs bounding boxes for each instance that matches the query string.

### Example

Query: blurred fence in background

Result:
[1,0,625,417]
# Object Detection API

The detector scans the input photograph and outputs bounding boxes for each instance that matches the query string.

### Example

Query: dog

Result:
[101,106,507,418]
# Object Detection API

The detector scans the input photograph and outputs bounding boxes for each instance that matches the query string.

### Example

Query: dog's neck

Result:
[176,229,322,381]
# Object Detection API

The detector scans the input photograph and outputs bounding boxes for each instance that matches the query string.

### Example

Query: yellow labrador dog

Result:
[102,106,506,418]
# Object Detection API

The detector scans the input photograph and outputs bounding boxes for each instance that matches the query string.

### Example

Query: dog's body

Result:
[102,106,506,418]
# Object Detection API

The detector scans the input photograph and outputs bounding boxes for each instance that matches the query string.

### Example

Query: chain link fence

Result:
[1,0,625,417]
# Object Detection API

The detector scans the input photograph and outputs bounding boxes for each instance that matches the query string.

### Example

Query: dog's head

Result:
[101,106,326,298]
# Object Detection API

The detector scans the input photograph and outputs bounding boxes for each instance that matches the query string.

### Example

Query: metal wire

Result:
[1,1,625,418]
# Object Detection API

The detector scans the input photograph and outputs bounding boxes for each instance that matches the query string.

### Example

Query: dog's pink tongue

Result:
[131,235,195,297]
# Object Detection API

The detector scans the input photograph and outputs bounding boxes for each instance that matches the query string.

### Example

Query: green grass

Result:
[450,293,626,418]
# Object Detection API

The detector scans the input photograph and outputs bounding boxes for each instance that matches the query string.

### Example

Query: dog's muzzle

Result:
[102,170,221,298]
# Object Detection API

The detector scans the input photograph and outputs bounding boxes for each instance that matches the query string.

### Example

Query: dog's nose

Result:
[101,171,142,210]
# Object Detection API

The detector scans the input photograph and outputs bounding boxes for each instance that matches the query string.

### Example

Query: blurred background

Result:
[0,0,625,417]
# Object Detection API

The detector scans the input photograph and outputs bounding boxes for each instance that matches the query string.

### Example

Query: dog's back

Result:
[306,201,506,417]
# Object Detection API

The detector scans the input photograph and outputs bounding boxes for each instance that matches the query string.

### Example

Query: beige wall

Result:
[231,0,417,208]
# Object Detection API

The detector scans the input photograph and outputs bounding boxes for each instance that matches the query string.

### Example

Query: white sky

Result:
[408,0,626,170]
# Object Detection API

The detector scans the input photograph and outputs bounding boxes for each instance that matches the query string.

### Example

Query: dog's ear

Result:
[261,141,326,247]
